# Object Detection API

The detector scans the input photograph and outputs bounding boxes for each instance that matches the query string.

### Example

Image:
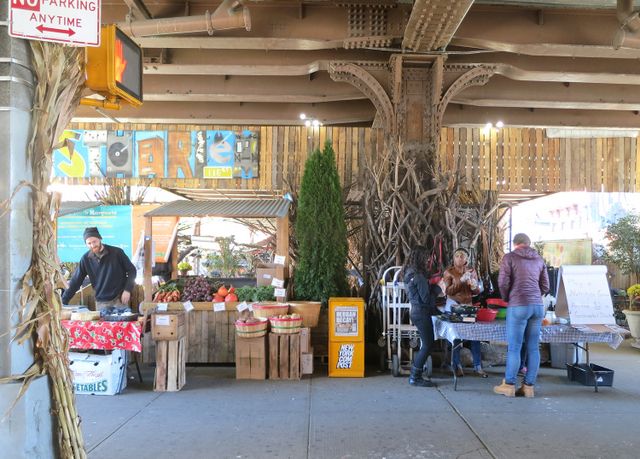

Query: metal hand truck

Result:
[379,266,432,377]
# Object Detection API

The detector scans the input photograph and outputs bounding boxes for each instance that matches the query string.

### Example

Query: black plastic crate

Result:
[566,363,614,387]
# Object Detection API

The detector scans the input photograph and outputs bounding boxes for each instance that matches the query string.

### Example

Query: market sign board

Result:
[53,129,260,179]
[58,205,132,262]
[555,265,615,326]
[9,0,101,46]
[58,205,179,263]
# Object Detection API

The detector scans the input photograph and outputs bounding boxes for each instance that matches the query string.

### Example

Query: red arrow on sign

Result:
[36,24,76,36]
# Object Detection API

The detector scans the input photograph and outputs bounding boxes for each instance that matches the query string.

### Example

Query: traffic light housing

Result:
[85,25,143,108]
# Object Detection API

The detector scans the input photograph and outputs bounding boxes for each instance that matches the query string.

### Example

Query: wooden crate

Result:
[141,303,237,364]
[235,336,267,380]
[268,332,301,380]
[154,336,186,391]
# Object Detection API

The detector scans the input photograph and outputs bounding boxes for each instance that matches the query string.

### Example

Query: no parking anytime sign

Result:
[9,0,101,47]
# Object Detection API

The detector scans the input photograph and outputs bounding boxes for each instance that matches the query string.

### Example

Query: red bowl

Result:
[476,308,498,322]
[487,298,508,308]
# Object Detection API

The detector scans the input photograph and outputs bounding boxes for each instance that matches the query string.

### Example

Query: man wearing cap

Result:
[61,227,137,310]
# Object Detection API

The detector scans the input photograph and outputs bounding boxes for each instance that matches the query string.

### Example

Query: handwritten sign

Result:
[213,302,226,312]
[183,301,194,312]
[273,255,286,265]
[156,303,168,312]
[555,265,615,325]
[274,288,286,298]
[271,278,285,288]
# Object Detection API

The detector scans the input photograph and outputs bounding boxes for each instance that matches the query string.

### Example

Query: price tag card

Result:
[156,303,168,312]
[183,301,194,312]
[273,255,286,265]
[237,301,249,312]
[271,278,285,288]
[248,303,254,312]
[213,302,226,312]
[274,288,287,298]
[155,315,170,326]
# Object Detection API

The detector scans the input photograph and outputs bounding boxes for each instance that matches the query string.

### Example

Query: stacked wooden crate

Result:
[152,310,187,391]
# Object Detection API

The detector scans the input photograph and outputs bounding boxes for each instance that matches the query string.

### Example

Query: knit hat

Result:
[83,227,102,241]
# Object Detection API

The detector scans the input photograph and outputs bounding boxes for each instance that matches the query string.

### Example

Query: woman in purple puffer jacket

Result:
[494,233,549,398]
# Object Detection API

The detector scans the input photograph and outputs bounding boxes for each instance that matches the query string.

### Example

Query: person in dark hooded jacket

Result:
[403,245,445,387]
[494,233,549,398]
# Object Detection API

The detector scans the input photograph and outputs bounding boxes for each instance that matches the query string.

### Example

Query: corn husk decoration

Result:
[0,42,87,459]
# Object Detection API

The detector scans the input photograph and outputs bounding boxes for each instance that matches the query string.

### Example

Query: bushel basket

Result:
[269,316,303,334]
[235,317,269,338]
[287,301,321,327]
[252,303,289,319]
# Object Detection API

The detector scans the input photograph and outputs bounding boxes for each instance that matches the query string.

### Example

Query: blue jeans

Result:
[505,304,544,385]
[452,340,483,369]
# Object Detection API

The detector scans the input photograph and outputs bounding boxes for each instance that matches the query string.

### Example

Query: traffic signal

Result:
[85,25,143,107]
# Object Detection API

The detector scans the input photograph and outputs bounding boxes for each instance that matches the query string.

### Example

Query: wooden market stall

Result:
[141,198,291,364]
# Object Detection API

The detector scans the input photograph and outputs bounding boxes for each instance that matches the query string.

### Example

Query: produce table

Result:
[139,302,238,364]
[432,317,629,390]
[62,320,143,352]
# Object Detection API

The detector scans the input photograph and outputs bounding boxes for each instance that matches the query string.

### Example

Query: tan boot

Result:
[515,384,535,398]
[493,379,516,397]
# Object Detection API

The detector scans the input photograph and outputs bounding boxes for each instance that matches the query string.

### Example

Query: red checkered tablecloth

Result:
[62,320,143,352]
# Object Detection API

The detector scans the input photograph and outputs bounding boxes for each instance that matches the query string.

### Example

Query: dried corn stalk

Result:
[6,42,87,459]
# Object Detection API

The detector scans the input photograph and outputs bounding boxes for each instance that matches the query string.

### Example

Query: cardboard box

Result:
[235,336,267,380]
[301,346,314,375]
[300,327,311,354]
[69,350,127,396]
[152,311,186,340]
[256,263,288,287]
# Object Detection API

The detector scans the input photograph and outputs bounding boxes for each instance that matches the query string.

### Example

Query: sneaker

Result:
[493,379,516,397]
[474,368,489,378]
[515,383,535,398]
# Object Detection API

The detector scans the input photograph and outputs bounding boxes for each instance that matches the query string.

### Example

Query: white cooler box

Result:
[69,350,128,395]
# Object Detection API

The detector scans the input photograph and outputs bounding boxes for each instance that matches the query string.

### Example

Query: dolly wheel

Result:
[392,354,400,377]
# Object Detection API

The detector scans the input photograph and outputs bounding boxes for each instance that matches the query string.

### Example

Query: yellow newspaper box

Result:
[328,297,365,377]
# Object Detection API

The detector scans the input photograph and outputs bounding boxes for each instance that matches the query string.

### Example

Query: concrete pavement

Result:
[77,339,640,459]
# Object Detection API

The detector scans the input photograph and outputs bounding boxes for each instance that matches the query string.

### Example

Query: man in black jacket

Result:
[61,227,137,310]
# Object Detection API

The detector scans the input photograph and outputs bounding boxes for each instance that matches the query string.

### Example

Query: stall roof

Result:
[144,199,290,218]
[59,201,100,217]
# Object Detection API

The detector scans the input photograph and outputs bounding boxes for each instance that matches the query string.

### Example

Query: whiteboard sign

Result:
[555,265,615,325]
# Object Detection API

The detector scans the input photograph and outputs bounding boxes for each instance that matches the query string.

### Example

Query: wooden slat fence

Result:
[65,124,640,194]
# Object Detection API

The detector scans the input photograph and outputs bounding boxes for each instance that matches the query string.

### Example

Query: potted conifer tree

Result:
[292,140,349,325]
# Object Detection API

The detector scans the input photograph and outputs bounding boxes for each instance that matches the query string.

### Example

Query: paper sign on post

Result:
[156,303,168,312]
[183,301,194,312]
[155,315,170,326]
[273,255,286,265]
[236,301,249,312]
[213,302,226,312]
[274,288,287,298]
[555,265,615,325]
[271,278,285,288]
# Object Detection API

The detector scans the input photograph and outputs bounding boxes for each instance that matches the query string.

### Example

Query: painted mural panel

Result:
[53,129,259,179]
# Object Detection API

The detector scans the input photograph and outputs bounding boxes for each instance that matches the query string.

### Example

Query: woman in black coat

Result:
[403,245,445,387]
